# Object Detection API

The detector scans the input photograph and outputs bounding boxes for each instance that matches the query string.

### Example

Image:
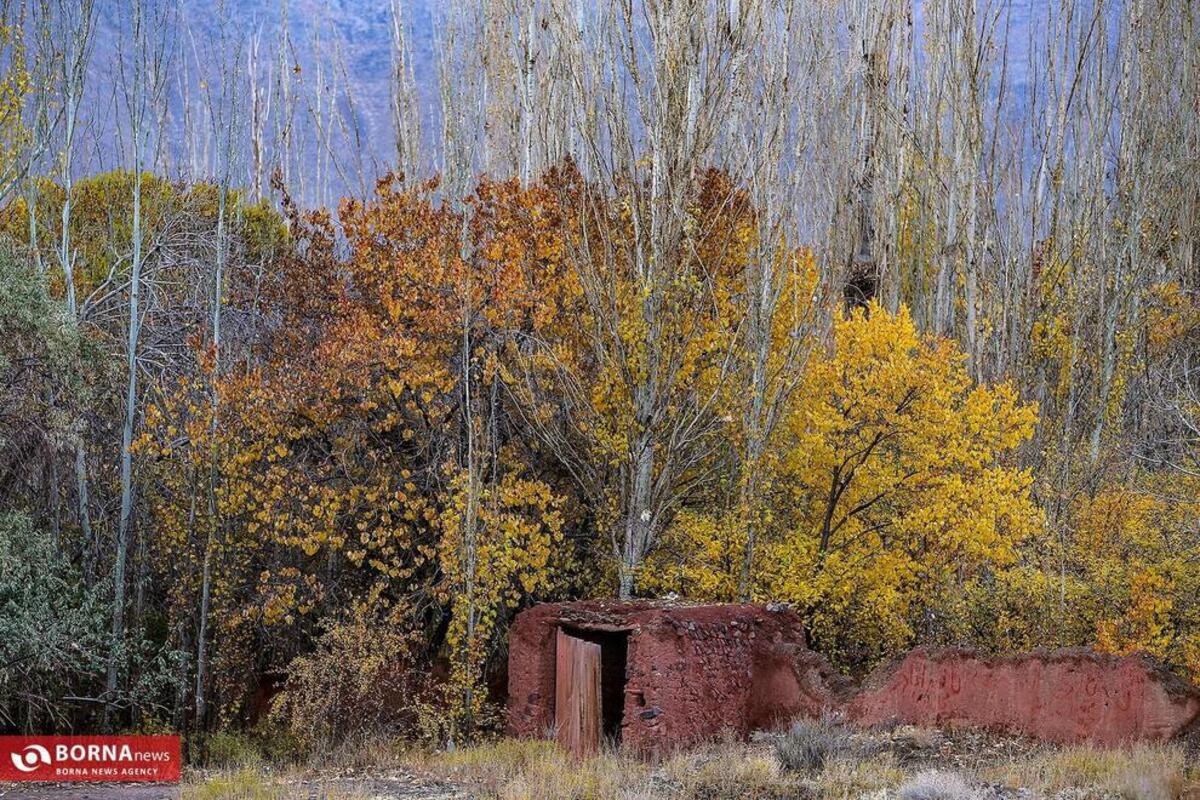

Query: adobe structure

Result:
[507,601,1200,757]
[849,647,1200,746]
[506,600,849,756]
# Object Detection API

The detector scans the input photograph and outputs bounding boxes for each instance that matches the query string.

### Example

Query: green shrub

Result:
[0,511,106,730]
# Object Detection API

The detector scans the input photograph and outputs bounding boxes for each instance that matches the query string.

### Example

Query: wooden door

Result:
[555,628,601,757]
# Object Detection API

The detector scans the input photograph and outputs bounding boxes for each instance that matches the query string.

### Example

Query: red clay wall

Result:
[848,648,1200,745]
[509,603,1200,754]
[617,605,847,754]
[507,601,846,755]
[508,602,562,740]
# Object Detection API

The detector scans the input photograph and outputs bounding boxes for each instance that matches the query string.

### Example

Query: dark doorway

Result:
[560,626,629,745]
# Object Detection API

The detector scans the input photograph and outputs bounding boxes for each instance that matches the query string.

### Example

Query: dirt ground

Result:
[0,786,181,800]
[0,770,465,800]
[4,728,1199,800]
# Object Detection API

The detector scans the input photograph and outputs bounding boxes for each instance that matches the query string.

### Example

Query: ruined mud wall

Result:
[848,648,1200,745]
[506,601,845,754]
[507,603,562,740]
[508,603,1200,754]
[618,605,846,754]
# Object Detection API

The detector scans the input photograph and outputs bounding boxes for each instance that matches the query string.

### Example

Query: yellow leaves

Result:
[438,469,563,617]
[1145,280,1200,358]
[1062,477,1200,682]
[781,305,1038,662]
[641,509,741,601]
[268,601,426,748]
[0,21,30,196]
[646,302,1039,670]
[1096,568,1175,661]
[437,465,565,729]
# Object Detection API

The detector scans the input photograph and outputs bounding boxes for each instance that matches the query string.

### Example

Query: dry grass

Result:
[182,731,1200,799]
[450,741,646,799]
[659,739,803,799]
[411,735,903,799]
[183,768,306,800]
[812,751,905,799]
[407,736,805,799]
[420,734,1199,799]
[983,742,1190,799]
[418,737,567,788]
[774,718,859,772]
[896,769,974,800]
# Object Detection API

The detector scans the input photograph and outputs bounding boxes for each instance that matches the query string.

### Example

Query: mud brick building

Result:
[508,601,1200,757]
[506,601,846,756]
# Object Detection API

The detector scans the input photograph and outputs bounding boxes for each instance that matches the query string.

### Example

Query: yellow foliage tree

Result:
[140,174,572,733]
[0,17,29,204]
[1074,480,1200,680]
[646,303,1041,669]
[438,467,562,730]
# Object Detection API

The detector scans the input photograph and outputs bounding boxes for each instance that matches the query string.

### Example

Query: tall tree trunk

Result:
[108,165,142,720]
[619,440,654,600]
[458,300,480,732]
[56,11,96,575]
[195,186,226,730]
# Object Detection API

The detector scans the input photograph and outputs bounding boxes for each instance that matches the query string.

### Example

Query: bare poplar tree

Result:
[107,0,172,720]
[192,1,245,731]
[247,28,271,201]
[504,0,758,598]
[0,0,50,208]
[433,0,489,731]
[272,0,300,202]
[52,0,97,575]
[725,0,829,599]
[389,0,422,183]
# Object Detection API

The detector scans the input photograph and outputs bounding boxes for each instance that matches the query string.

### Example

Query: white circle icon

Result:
[10,744,51,773]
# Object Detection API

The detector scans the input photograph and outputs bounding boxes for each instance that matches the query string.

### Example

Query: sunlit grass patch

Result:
[183,732,1200,800]
[494,751,647,800]
[983,742,1187,798]
[813,751,905,799]
[201,731,265,770]
[414,737,566,788]
[661,739,802,799]
[183,768,284,800]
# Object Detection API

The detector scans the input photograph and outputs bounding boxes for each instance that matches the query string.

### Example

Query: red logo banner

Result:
[0,736,181,782]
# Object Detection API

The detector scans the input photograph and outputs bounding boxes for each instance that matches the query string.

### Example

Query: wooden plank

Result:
[576,638,601,756]
[554,629,602,758]
[555,629,576,753]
